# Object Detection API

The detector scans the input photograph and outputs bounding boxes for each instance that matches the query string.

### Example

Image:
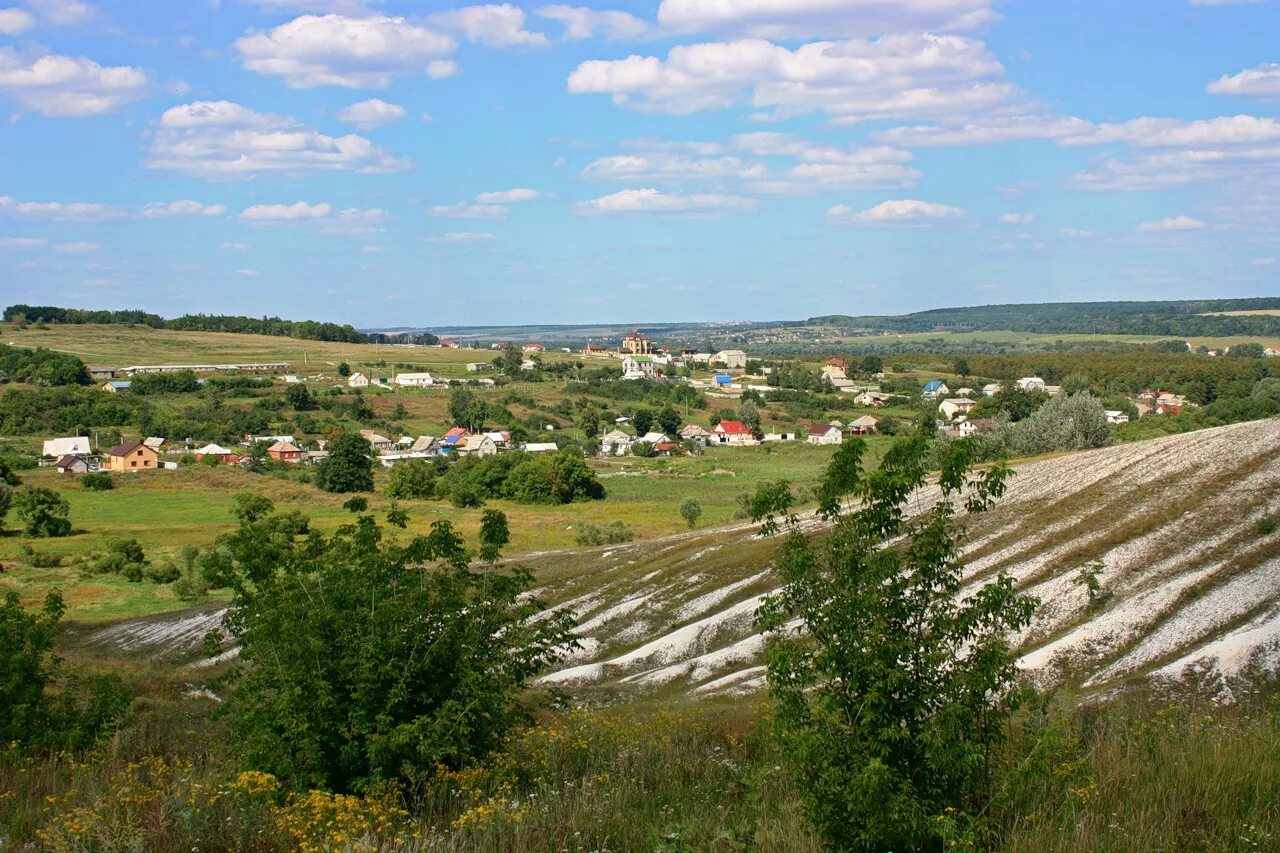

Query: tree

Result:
[0,483,10,531]
[1010,392,1111,456]
[680,497,702,529]
[953,357,971,378]
[1228,342,1266,358]
[315,432,374,493]
[859,355,883,375]
[337,362,351,377]
[13,486,71,537]
[448,386,488,432]
[494,343,524,375]
[754,435,1038,850]
[657,405,682,436]
[738,400,762,437]
[213,502,576,792]
[284,383,314,411]
[1061,372,1093,395]
[385,458,437,499]
[578,404,601,439]
[632,408,654,435]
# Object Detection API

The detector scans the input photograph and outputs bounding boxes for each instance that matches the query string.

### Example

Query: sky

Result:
[1,0,1279,328]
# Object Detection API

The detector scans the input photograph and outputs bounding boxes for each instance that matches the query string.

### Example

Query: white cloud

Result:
[430,4,547,48]
[1058,228,1095,238]
[246,0,373,11]
[236,268,260,277]
[425,231,496,243]
[1251,256,1277,266]
[999,212,1034,224]
[1137,215,1206,232]
[142,200,226,217]
[0,48,148,117]
[878,115,1095,146]
[52,240,98,253]
[360,244,382,253]
[236,14,455,89]
[474,188,541,203]
[0,8,35,34]
[1208,63,1280,99]
[26,0,94,26]
[0,236,45,249]
[655,0,997,39]
[337,98,405,128]
[536,5,648,40]
[1070,115,1280,147]
[147,100,410,177]
[567,35,1013,123]
[426,59,459,79]
[429,202,509,219]
[0,194,124,221]
[830,198,968,225]
[572,188,758,217]
[221,241,250,250]
[241,201,332,222]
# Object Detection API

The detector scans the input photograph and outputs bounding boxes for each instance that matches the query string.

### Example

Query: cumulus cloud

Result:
[572,188,758,217]
[142,200,225,218]
[0,236,45,249]
[581,135,919,194]
[430,4,547,48]
[567,35,1013,123]
[26,0,94,26]
[239,201,387,234]
[236,268,260,277]
[474,188,541,203]
[241,201,332,222]
[1137,215,1206,232]
[0,48,148,117]
[428,202,509,219]
[236,14,455,89]
[655,0,997,39]
[0,194,124,221]
[425,231,496,243]
[1208,63,1280,99]
[536,5,648,40]
[337,97,406,128]
[147,100,410,177]
[830,198,968,225]
[0,8,35,34]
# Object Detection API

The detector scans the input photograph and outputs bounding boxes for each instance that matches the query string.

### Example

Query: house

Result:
[848,415,879,435]
[1016,376,1047,392]
[621,354,657,380]
[638,431,669,446]
[956,387,975,398]
[762,432,797,442]
[679,424,711,441]
[441,427,470,449]
[580,341,609,358]
[456,434,498,457]
[521,359,537,371]
[361,430,394,452]
[42,436,92,458]
[855,391,891,407]
[55,454,90,475]
[982,383,1002,397]
[524,442,559,453]
[822,357,848,372]
[922,379,949,398]
[522,343,545,353]
[193,443,239,463]
[87,365,116,381]
[245,434,296,446]
[394,372,435,387]
[347,372,369,388]
[143,437,166,453]
[820,364,848,380]
[267,440,304,463]
[408,436,439,455]
[482,431,511,447]
[1105,410,1130,424]
[466,362,490,372]
[949,420,979,438]
[939,398,978,420]
[829,376,858,392]
[807,424,844,445]
[652,441,682,457]
[713,373,734,388]
[711,349,748,370]
[621,331,652,355]
[106,440,160,473]
[439,340,460,349]
[1156,392,1193,416]
[712,420,757,446]
[101,380,132,393]
[600,429,633,456]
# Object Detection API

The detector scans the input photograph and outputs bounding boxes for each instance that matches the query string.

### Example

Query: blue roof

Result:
[108,381,131,389]
[923,380,945,392]
[714,374,732,384]
[443,433,463,444]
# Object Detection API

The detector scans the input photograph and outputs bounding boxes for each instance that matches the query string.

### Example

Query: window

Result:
[131,461,137,468]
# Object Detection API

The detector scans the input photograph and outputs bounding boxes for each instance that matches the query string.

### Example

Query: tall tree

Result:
[316,432,374,493]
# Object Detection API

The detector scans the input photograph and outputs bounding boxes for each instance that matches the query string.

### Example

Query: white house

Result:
[361,430,394,452]
[466,362,489,372]
[982,383,1002,397]
[762,432,797,442]
[621,354,656,380]
[638,431,669,445]
[524,442,559,453]
[395,372,435,387]
[938,398,978,420]
[1016,377,1046,392]
[42,436,92,458]
[600,429,633,456]
[711,349,748,370]
[456,435,498,457]
[1105,410,1130,424]
[922,380,950,398]
[283,374,302,384]
[347,372,369,388]
[807,424,844,445]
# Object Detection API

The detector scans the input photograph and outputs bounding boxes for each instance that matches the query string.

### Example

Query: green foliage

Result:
[315,432,374,493]
[0,483,10,532]
[129,370,200,395]
[1009,393,1112,456]
[337,362,351,377]
[284,383,314,411]
[0,591,130,752]
[13,486,72,537]
[80,471,113,490]
[657,405,682,435]
[436,449,605,506]
[632,408,654,435]
[0,346,90,386]
[385,459,439,499]
[448,385,490,432]
[679,497,702,529]
[756,434,1038,851]
[212,503,576,792]
[575,520,635,546]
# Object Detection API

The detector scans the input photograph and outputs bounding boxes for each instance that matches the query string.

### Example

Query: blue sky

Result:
[1,0,1278,327]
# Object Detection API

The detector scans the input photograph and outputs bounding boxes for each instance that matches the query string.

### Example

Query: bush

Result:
[12,486,72,537]
[575,521,634,546]
[385,459,438,500]
[80,471,113,490]
[315,432,374,493]
[680,497,703,529]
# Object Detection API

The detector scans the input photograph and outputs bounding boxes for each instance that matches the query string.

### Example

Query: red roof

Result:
[809,425,836,436]
[55,454,83,468]
[444,427,469,439]
[715,420,750,435]
[108,441,143,457]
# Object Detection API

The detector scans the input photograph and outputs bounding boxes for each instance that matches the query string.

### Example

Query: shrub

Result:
[575,521,634,546]
[315,432,374,493]
[80,471,113,490]
[680,497,702,529]
[385,459,438,500]
[12,486,72,537]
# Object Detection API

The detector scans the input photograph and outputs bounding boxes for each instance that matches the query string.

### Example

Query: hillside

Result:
[88,419,1280,703]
